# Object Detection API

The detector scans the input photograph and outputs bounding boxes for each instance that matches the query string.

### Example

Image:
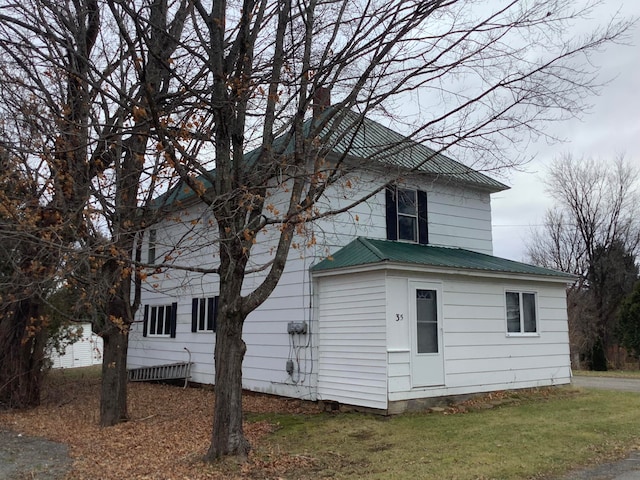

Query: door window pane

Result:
[416,289,438,353]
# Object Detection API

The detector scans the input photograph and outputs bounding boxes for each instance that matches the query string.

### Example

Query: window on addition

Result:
[191,297,218,332]
[505,291,538,335]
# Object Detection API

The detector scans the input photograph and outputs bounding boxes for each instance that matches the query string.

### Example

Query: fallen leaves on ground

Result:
[442,385,582,414]
[0,371,321,479]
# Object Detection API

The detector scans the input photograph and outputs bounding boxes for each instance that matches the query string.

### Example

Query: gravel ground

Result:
[571,376,640,393]
[0,428,71,480]
[561,451,640,480]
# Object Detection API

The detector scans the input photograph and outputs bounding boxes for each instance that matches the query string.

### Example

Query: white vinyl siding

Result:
[128,167,567,411]
[129,248,318,394]
[386,274,570,403]
[309,171,495,254]
[426,185,493,254]
[317,271,388,410]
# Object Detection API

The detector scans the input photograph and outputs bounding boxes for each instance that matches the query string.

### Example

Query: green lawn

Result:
[573,369,640,378]
[47,364,102,381]
[250,387,640,479]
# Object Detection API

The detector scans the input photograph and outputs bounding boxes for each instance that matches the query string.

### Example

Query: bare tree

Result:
[0,0,102,408]
[128,0,633,459]
[526,154,640,368]
[85,0,192,427]
[0,0,190,424]
[617,280,640,364]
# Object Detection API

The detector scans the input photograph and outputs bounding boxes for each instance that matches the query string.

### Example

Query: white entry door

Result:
[410,282,444,387]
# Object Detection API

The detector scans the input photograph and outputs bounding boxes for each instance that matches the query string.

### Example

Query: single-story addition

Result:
[312,237,574,413]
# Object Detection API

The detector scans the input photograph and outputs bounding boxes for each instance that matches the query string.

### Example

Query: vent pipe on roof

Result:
[312,86,331,118]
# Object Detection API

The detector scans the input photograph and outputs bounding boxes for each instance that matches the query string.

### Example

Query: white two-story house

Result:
[128,109,573,413]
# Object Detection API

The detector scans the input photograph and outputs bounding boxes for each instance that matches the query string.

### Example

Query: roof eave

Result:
[311,260,576,283]
[326,152,509,194]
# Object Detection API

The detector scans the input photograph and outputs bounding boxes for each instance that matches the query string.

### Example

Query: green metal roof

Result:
[311,237,575,280]
[159,173,214,206]
[317,110,508,192]
[156,109,508,207]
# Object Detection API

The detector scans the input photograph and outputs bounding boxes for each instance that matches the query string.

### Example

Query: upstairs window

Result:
[505,291,538,335]
[143,303,177,338]
[191,297,218,333]
[148,229,157,264]
[385,187,428,244]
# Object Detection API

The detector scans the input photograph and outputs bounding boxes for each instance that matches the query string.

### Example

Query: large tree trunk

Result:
[206,308,251,460]
[100,319,129,426]
[0,299,47,408]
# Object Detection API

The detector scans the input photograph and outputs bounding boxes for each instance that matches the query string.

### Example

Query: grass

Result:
[573,369,640,378]
[250,387,640,479]
[28,367,640,479]
[47,364,102,381]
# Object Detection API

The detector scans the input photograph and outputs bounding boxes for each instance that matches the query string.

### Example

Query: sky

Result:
[491,1,640,261]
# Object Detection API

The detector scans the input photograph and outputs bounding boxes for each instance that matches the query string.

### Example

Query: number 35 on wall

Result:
[395,314,404,322]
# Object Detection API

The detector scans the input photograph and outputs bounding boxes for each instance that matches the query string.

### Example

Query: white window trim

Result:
[147,304,172,337]
[397,188,418,243]
[194,297,216,333]
[504,289,540,337]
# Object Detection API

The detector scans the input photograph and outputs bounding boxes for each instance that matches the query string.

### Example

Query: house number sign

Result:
[395,313,404,322]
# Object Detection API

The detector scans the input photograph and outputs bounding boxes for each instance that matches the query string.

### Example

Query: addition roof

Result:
[311,237,575,281]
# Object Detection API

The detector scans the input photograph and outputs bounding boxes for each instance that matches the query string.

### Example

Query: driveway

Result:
[571,376,640,393]
[0,429,71,480]
[559,375,640,480]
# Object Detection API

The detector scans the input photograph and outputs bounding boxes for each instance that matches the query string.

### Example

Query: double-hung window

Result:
[191,297,218,333]
[385,187,428,244]
[143,303,177,338]
[505,291,538,335]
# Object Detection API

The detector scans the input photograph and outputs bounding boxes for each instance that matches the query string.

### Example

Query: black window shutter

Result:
[212,296,219,332]
[385,187,398,241]
[418,190,428,245]
[169,302,178,338]
[191,298,198,333]
[207,297,215,331]
[142,304,149,337]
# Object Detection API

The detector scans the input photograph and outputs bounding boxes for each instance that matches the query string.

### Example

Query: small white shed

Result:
[50,323,103,369]
[312,238,574,413]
